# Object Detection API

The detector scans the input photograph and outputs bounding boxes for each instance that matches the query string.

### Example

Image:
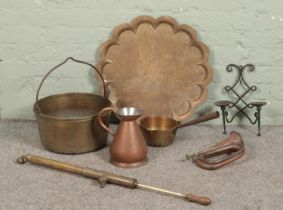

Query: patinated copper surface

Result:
[186,131,245,170]
[98,107,148,168]
[96,16,213,121]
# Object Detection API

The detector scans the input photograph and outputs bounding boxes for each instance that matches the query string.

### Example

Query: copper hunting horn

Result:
[17,154,210,206]
[186,132,245,170]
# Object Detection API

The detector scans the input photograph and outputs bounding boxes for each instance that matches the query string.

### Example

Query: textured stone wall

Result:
[0,0,282,125]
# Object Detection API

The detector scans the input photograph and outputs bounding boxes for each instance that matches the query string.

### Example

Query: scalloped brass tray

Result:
[96,16,213,121]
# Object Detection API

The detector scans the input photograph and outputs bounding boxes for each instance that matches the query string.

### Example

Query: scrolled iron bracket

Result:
[215,64,266,136]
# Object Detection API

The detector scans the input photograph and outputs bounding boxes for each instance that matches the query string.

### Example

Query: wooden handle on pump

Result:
[185,194,211,205]
[17,154,211,206]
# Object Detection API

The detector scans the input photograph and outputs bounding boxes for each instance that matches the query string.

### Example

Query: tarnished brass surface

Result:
[17,154,211,205]
[140,111,219,147]
[96,15,213,121]
[186,131,245,170]
[35,93,111,154]
[34,57,111,154]
[98,107,148,168]
[17,154,138,188]
[140,116,177,147]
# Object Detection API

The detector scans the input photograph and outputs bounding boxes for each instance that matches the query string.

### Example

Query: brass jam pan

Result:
[34,57,111,154]
[140,111,219,147]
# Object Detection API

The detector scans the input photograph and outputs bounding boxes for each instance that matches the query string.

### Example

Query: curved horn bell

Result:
[186,132,245,170]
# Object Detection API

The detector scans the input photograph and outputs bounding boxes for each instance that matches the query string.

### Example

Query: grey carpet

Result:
[0,120,282,210]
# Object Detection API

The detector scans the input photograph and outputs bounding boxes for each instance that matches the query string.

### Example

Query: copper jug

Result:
[98,107,148,168]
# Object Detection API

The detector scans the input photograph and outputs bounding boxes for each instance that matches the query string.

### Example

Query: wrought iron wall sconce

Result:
[215,64,266,136]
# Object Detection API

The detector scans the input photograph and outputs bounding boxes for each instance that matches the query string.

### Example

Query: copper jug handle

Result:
[98,107,117,136]
[35,57,108,113]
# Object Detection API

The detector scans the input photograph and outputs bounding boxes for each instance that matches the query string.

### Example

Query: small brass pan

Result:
[140,112,219,147]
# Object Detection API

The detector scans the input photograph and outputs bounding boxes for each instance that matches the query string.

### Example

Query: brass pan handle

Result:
[35,57,107,113]
[177,111,219,129]
[98,107,117,136]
